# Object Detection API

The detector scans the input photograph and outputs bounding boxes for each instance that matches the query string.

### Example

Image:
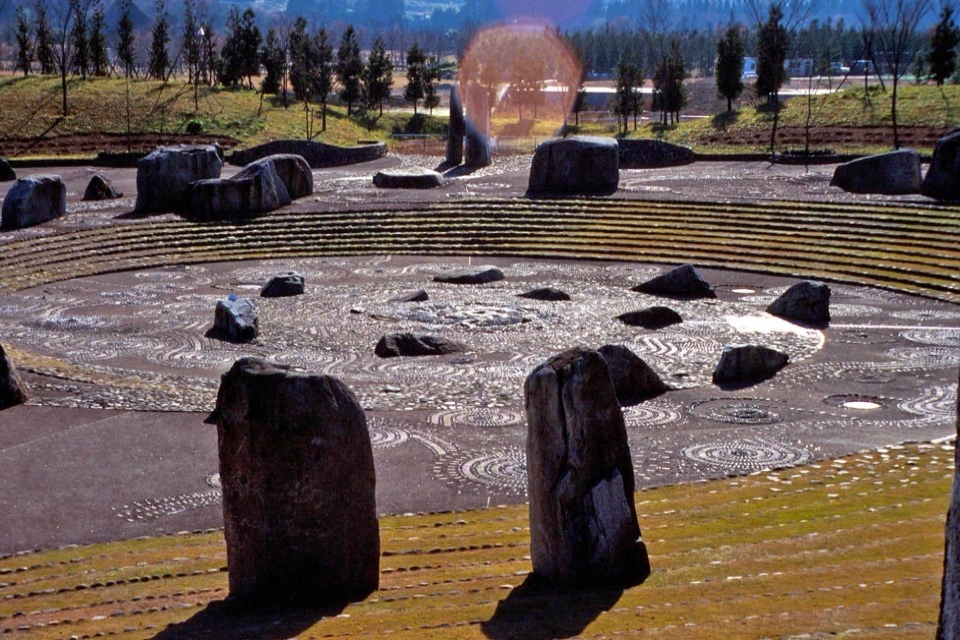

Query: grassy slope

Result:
[0,441,951,638]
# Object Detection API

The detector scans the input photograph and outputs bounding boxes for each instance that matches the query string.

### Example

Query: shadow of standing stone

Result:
[525,348,650,586]
[216,357,379,605]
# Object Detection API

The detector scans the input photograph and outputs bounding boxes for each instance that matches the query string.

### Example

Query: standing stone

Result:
[528,136,620,195]
[525,348,650,585]
[0,159,15,182]
[0,343,29,410]
[1,175,67,230]
[135,145,223,213]
[214,298,259,342]
[82,174,123,201]
[766,281,831,325]
[464,82,491,168]
[937,368,960,639]
[713,344,789,385]
[632,264,716,299]
[216,357,379,604]
[446,85,465,166]
[260,272,305,297]
[830,149,922,195]
[924,129,960,201]
[597,344,669,404]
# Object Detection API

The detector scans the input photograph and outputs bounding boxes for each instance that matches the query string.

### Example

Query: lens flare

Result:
[457,24,583,133]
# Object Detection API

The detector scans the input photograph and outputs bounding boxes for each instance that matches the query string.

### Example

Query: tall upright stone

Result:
[937,368,960,638]
[464,82,491,168]
[216,357,379,604]
[525,348,650,585]
[446,85,465,166]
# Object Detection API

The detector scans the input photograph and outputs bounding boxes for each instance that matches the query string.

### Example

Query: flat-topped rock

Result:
[830,149,921,195]
[375,333,467,358]
[82,174,123,201]
[923,129,960,201]
[517,287,571,301]
[528,136,619,195]
[632,264,716,299]
[373,167,447,189]
[1,174,67,230]
[766,281,831,326]
[616,306,682,329]
[597,344,669,404]
[713,344,789,385]
[433,266,505,285]
[0,343,29,410]
[135,145,223,213]
[0,159,15,182]
[214,298,259,342]
[260,272,305,297]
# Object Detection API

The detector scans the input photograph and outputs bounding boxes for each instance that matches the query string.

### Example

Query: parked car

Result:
[829,61,851,75]
[850,60,876,75]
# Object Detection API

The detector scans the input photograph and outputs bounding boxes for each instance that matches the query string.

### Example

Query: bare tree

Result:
[861,0,933,148]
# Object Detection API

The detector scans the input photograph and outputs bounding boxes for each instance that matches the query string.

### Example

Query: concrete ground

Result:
[0,154,957,555]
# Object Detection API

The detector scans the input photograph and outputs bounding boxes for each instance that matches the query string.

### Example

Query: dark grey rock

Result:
[617,139,694,169]
[216,357,379,604]
[632,264,716,299]
[0,343,29,410]
[373,167,447,189]
[616,306,683,329]
[375,333,467,358]
[260,272,305,297]
[528,136,619,195]
[525,348,650,585]
[924,129,960,201]
[390,289,429,303]
[184,160,290,218]
[713,344,789,385]
[937,368,960,638]
[766,281,831,325]
[446,85,465,166]
[0,159,15,182]
[830,149,921,195]
[82,174,123,201]
[517,287,571,301]
[598,344,669,405]
[1,175,67,230]
[135,145,223,212]
[237,154,313,200]
[214,298,259,342]
[433,265,505,285]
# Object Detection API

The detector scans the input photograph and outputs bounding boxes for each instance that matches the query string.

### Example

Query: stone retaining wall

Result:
[229,140,387,168]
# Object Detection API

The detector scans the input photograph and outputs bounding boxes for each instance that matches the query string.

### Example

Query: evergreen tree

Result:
[15,6,33,76]
[70,0,89,79]
[928,5,960,86]
[116,0,135,77]
[260,27,285,96]
[423,56,441,114]
[200,23,219,86]
[312,27,335,130]
[34,1,55,75]
[403,42,426,114]
[288,16,312,102]
[183,0,201,84]
[363,36,393,116]
[238,8,262,89]
[755,3,789,104]
[614,50,642,133]
[653,39,686,125]
[336,26,363,115]
[219,7,261,88]
[89,0,107,77]
[715,25,745,112]
[147,0,170,80]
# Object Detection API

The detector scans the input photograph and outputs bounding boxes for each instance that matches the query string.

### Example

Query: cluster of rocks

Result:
[212,272,306,342]
[831,129,960,201]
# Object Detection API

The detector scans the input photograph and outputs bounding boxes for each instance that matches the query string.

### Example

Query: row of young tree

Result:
[10,0,443,128]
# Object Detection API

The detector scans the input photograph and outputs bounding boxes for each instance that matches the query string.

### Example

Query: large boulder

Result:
[597,344,669,405]
[525,348,650,585]
[214,297,259,342]
[216,357,379,604]
[0,159,15,182]
[923,129,960,201]
[0,343,29,410]
[260,272,305,298]
[82,174,123,201]
[135,145,223,213]
[766,280,831,326]
[373,167,447,189]
[617,139,694,169]
[184,160,290,218]
[528,136,619,195]
[1,174,66,230]
[937,368,960,638]
[239,154,313,200]
[433,265,505,285]
[375,333,467,358]
[632,264,716,299]
[713,344,789,385]
[616,306,683,329]
[830,149,922,195]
